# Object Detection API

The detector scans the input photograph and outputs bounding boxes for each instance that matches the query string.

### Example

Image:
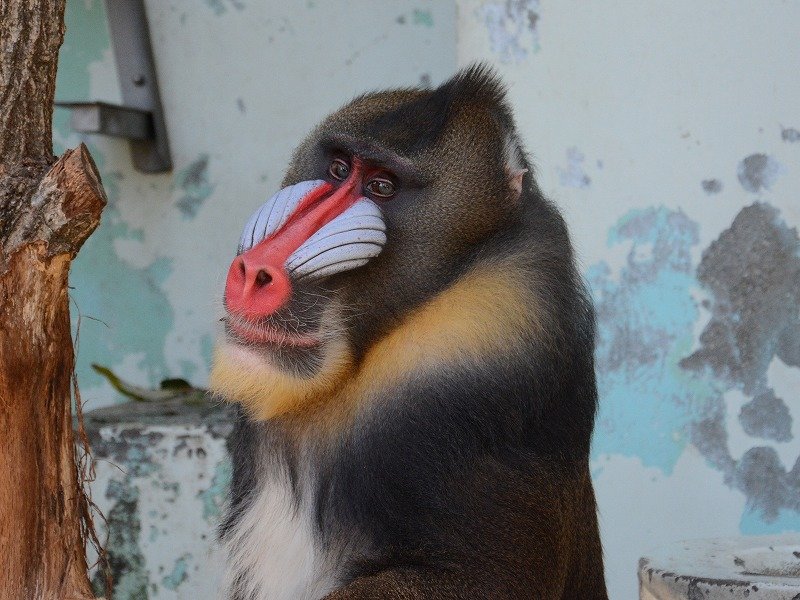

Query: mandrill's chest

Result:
[223,472,341,600]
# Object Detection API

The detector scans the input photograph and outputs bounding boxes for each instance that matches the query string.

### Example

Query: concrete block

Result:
[83,399,234,599]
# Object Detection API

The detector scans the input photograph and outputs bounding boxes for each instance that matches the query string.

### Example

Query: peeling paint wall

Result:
[57,1,800,598]
[458,2,800,598]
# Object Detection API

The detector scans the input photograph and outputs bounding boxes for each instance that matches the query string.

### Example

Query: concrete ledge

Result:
[639,535,800,599]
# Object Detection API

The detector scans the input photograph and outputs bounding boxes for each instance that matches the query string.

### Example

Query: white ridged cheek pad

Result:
[237,181,387,281]
[286,198,386,280]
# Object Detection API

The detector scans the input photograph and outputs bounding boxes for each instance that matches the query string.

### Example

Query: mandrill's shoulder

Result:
[350,259,546,391]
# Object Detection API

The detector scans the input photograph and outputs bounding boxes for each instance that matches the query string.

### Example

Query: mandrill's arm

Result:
[324,567,569,600]
[322,461,604,600]
[324,569,504,600]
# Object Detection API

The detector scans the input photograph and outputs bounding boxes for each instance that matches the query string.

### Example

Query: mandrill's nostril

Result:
[226,245,290,318]
[255,269,272,287]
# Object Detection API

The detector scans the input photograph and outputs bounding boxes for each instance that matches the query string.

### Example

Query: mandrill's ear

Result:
[503,131,528,202]
[508,167,528,200]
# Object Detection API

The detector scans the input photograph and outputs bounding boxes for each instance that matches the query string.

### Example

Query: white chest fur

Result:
[223,473,338,600]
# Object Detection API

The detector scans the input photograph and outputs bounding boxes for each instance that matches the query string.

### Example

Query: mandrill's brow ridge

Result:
[318,133,428,185]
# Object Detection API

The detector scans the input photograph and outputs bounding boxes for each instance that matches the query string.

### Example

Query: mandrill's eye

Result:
[365,178,395,199]
[328,158,351,181]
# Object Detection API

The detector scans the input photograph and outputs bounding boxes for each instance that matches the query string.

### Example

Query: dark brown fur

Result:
[218,65,607,599]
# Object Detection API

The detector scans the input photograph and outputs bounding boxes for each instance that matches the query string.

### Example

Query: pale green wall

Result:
[57,2,800,599]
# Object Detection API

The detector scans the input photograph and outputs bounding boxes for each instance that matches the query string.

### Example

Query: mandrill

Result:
[210,65,607,599]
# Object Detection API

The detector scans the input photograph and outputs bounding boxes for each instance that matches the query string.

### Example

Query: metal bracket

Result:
[57,0,172,173]
[56,102,153,140]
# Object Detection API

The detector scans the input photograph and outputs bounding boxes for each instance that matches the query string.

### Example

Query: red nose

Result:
[224,178,358,320]
[225,239,294,320]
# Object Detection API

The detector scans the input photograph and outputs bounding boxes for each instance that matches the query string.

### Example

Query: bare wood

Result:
[0,146,106,599]
[0,0,108,597]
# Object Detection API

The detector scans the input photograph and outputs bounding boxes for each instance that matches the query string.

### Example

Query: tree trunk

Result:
[0,1,107,598]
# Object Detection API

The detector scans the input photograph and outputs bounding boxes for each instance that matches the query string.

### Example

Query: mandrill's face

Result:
[222,169,388,378]
[211,77,527,421]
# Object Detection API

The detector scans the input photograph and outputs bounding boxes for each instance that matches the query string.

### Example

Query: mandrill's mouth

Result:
[220,283,344,380]
[224,314,321,349]
[222,278,331,354]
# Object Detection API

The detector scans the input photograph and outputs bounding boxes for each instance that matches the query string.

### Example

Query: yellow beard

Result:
[209,336,354,421]
[209,262,540,423]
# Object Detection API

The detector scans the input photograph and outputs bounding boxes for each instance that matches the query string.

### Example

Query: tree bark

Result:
[0,1,107,598]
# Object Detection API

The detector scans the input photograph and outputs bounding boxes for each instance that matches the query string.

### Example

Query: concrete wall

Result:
[456,2,800,598]
[55,1,800,598]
